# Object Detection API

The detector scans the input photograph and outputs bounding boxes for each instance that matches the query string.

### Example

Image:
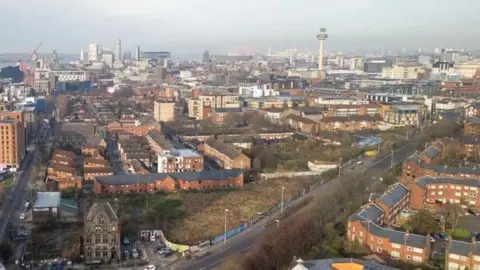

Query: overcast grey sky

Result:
[1,0,479,55]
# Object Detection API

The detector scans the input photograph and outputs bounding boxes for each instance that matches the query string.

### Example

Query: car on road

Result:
[131,249,139,258]
[150,235,156,242]
[124,250,130,259]
[19,213,25,220]
[144,265,156,270]
[24,201,31,211]
[468,208,480,216]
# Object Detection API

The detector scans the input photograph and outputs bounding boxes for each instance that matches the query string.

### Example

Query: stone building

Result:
[84,201,120,264]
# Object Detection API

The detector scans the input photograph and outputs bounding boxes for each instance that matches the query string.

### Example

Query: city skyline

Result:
[1,0,480,54]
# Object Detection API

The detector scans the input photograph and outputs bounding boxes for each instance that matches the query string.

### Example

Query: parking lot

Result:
[120,238,179,267]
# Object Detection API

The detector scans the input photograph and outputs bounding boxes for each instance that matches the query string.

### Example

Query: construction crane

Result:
[31,41,43,62]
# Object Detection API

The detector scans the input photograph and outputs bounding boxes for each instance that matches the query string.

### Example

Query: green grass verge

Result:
[1,175,14,188]
[447,228,471,239]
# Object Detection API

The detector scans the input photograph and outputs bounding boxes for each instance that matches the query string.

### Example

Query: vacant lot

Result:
[114,176,318,244]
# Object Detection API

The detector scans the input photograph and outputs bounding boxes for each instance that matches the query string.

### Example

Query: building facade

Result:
[153,100,182,122]
[0,119,25,170]
[203,139,251,170]
[84,202,120,264]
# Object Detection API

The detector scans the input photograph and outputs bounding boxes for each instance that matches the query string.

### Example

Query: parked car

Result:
[160,250,173,258]
[19,213,25,220]
[131,249,139,258]
[157,247,170,255]
[150,235,156,242]
[144,265,156,270]
[468,208,480,216]
[124,250,130,259]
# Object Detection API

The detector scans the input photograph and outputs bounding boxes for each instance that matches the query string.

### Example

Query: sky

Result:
[1,0,480,55]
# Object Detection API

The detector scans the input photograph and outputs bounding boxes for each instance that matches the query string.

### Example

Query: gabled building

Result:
[204,139,251,170]
[84,201,120,264]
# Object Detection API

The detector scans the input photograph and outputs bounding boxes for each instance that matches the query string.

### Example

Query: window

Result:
[461,256,467,262]
[475,256,480,262]
[407,247,413,251]
[449,254,460,260]
[377,239,383,244]
[413,248,423,253]
[406,255,411,260]
[391,243,401,249]
[412,256,422,262]
[377,247,382,253]
[431,191,436,195]
[391,251,400,259]
[438,191,444,195]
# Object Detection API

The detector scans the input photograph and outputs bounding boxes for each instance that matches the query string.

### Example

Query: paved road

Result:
[176,134,422,270]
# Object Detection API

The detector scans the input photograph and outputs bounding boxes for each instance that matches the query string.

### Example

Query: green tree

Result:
[404,210,440,235]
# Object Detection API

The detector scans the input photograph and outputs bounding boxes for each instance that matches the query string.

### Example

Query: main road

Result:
[0,120,50,242]
[175,133,423,270]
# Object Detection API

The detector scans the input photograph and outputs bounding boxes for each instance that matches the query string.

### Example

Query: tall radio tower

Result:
[316,28,328,80]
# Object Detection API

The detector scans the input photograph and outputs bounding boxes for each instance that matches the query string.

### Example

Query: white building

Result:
[88,44,100,62]
[381,65,422,80]
[101,50,115,68]
[157,149,202,173]
[179,70,192,79]
[114,39,122,61]
[50,69,88,82]
[135,46,141,61]
[239,84,280,98]
[315,97,369,105]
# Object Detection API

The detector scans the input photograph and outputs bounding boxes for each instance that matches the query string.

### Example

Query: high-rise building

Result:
[114,39,121,61]
[80,49,84,61]
[88,44,100,62]
[203,50,210,63]
[0,119,25,170]
[135,46,141,61]
[101,50,115,68]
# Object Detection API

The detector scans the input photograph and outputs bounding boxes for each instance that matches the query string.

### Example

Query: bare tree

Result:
[442,203,463,234]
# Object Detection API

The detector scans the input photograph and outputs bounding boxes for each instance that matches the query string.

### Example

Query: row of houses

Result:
[348,176,480,269]
[93,169,243,195]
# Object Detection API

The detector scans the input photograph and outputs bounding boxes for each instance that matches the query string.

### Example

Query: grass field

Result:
[1,175,14,188]
[447,228,471,239]
[114,176,319,244]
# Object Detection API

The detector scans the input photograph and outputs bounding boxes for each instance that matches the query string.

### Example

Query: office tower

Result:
[80,49,84,61]
[135,46,141,61]
[101,50,114,68]
[316,28,328,80]
[88,44,100,62]
[114,39,122,61]
[0,119,25,170]
[203,50,210,63]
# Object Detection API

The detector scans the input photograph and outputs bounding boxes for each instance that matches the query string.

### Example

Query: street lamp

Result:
[338,158,342,178]
[224,209,229,245]
[281,186,286,214]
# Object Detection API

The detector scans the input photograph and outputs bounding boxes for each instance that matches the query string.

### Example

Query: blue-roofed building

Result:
[445,239,480,270]
[373,183,410,225]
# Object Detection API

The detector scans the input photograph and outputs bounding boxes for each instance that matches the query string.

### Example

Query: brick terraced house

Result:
[204,139,251,170]
[93,170,243,195]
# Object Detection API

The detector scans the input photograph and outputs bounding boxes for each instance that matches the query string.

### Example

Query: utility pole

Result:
[280,186,285,214]
[224,209,229,245]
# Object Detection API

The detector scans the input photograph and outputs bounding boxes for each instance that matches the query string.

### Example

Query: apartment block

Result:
[445,239,480,270]
[284,114,319,134]
[465,102,480,118]
[325,104,381,117]
[0,119,25,170]
[188,92,240,120]
[84,167,114,181]
[347,183,431,264]
[204,139,251,170]
[157,149,203,173]
[107,118,161,137]
[153,100,182,122]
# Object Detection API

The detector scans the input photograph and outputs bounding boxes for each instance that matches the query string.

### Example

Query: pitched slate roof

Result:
[95,169,243,185]
[349,204,384,223]
[360,221,427,249]
[377,183,409,210]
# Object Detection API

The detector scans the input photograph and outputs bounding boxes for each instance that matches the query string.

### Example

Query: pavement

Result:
[171,133,423,270]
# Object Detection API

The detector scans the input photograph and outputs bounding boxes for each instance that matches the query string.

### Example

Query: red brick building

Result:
[107,118,161,137]
[347,183,431,264]
[318,115,379,132]
[464,118,480,136]
[93,170,243,195]
[204,139,251,170]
